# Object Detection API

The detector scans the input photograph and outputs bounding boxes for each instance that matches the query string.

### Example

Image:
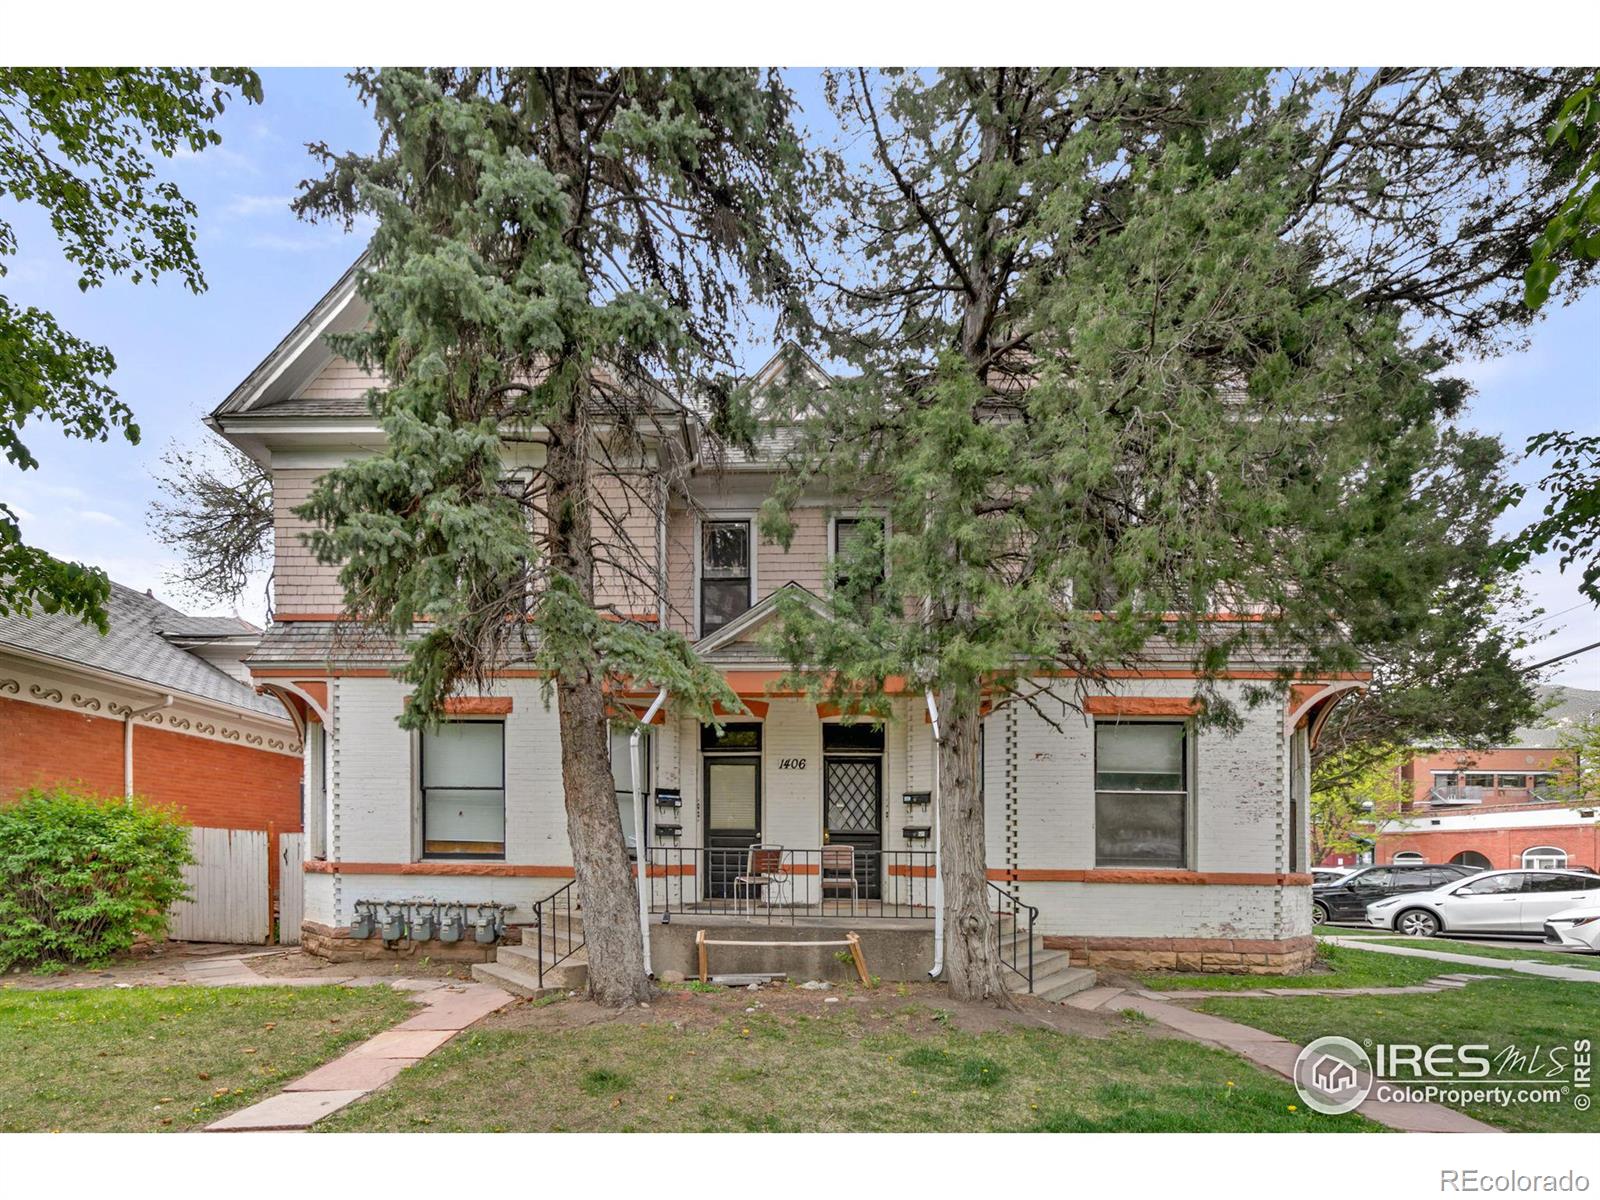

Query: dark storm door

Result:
[825,757,883,900]
[704,757,761,899]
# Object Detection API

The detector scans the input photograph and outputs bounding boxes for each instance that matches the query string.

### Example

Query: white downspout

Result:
[632,688,669,978]
[124,695,175,797]
[925,689,944,980]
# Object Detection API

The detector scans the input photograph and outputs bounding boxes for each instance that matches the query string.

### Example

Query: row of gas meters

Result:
[348,900,515,944]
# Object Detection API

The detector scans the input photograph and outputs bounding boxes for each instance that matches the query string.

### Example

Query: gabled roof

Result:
[694,582,831,660]
[0,583,287,721]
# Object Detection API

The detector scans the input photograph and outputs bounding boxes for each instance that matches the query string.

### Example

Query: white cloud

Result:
[223,193,294,220]
[76,510,123,527]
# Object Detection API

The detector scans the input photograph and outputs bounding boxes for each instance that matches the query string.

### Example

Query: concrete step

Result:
[494,941,589,979]
[1033,966,1099,1003]
[471,960,572,1000]
[520,923,584,952]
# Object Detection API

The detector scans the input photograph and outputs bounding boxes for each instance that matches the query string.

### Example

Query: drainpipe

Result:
[925,689,944,980]
[124,695,175,797]
[632,688,669,977]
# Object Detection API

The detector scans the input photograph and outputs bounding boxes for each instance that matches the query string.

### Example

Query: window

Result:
[832,516,885,596]
[1450,850,1492,869]
[700,519,752,635]
[421,721,505,858]
[1454,873,1522,896]
[1432,772,1460,787]
[1348,868,1394,889]
[610,724,652,853]
[702,722,762,752]
[1094,722,1188,868]
[1522,846,1569,870]
[1392,851,1425,864]
[1497,774,1528,790]
[1463,773,1495,789]
[1525,872,1596,892]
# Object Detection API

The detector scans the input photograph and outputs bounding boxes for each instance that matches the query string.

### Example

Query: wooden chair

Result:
[819,844,858,911]
[733,845,787,914]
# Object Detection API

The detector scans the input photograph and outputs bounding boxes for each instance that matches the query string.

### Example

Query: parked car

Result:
[1543,900,1600,952]
[1365,869,1600,937]
[1311,862,1480,925]
[1311,867,1355,886]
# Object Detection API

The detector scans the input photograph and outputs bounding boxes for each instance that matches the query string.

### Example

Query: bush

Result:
[0,786,193,972]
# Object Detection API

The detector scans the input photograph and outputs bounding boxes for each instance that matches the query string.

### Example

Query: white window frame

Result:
[415,718,507,861]
[1092,719,1195,870]
[1392,851,1426,865]
[1521,846,1569,870]
[694,511,758,639]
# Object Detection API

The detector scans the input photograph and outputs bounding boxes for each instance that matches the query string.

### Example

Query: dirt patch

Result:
[245,950,475,982]
[1,942,262,991]
[478,979,1154,1041]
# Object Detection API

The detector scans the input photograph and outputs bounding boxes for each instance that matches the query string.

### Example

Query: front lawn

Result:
[0,985,416,1132]
[318,990,1379,1133]
[1198,976,1596,1133]
[1139,942,1505,992]
[1358,937,1600,970]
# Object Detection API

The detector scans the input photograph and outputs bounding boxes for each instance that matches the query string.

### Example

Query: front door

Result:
[704,758,760,899]
[824,756,882,901]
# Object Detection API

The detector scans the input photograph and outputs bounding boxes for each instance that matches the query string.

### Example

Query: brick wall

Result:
[1401,746,1562,804]
[1378,822,1599,871]
[1,695,303,899]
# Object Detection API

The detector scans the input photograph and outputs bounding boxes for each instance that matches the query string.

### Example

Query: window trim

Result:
[827,511,889,590]
[418,718,507,861]
[1092,718,1194,870]
[1521,845,1569,870]
[695,512,757,639]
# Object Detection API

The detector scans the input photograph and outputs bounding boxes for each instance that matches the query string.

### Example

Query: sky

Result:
[2,67,1597,691]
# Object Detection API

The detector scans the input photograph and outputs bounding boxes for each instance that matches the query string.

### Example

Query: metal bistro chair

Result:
[819,844,858,913]
[733,844,788,915]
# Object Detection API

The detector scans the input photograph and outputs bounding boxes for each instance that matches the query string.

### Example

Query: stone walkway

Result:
[206,979,513,1132]
[1121,994,1497,1133]
[1320,936,1600,983]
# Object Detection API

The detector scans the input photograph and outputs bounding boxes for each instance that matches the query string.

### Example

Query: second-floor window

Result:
[701,519,752,635]
[833,516,885,597]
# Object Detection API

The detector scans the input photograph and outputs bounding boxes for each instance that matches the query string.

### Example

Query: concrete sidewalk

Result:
[1123,995,1497,1134]
[1320,936,1600,983]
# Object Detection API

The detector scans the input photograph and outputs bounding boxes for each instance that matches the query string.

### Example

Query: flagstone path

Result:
[206,979,513,1132]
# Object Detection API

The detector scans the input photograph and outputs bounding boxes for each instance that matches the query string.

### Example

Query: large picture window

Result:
[1094,722,1189,868]
[701,519,752,635]
[421,721,505,858]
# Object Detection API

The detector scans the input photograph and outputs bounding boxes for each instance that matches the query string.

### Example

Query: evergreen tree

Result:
[761,68,1547,1001]
[294,68,808,1006]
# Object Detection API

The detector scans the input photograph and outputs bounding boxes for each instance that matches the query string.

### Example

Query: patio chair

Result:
[819,844,858,911]
[733,845,787,915]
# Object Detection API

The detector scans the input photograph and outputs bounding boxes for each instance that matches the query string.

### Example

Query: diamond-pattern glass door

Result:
[825,757,881,900]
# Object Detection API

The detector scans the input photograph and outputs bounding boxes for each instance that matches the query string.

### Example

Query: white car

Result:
[1543,900,1600,952]
[1365,868,1600,938]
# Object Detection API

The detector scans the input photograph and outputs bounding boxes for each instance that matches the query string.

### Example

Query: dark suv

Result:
[1312,863,1482,925]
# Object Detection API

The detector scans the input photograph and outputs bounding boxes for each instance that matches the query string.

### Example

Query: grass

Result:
[1139,943,1507,992]
[0,985,416,1132]
[317,1001,1380,1132]
[1199,976,1596,1133]
[1358,937,1600,970]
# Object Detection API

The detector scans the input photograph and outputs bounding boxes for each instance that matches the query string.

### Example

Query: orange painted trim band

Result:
[254,668,551,679]
[405,696,512,715]
[1083,697,1201,717]
[304,861,575,878]
[987,868,1313,887]
[888,864,937,878]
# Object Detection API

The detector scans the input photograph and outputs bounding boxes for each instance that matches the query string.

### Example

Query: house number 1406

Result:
[778,757,807,770]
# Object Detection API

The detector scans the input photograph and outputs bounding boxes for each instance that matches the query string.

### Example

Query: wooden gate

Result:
[278,833,305,945]
[167,827,270,945]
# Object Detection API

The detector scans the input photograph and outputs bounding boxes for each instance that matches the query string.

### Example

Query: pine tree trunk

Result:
[936,694,1011,1005]
[544,372,651,1008]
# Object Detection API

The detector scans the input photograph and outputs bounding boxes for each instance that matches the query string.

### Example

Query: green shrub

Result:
[0,786,193,971]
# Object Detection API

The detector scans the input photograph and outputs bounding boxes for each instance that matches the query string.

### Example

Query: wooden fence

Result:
[278,832,305,945]
[167,827,270,945]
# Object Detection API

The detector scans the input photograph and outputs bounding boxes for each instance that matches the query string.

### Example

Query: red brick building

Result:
[1372,687,1600,872]
[0,582,303,909]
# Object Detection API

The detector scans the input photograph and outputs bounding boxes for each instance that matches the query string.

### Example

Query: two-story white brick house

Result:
[209,266,1362,986]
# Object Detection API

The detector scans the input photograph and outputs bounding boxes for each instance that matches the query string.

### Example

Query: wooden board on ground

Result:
[696,929,872,987]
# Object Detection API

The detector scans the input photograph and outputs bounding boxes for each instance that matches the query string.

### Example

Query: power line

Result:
[1522,600,1590,630]
[1521,640,1600,675]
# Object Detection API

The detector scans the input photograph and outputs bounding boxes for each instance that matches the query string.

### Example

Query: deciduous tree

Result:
[0,68,261,630]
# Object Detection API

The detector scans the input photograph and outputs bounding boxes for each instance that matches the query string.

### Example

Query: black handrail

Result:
[987,880,1037,993]
[530,878,584,989]
[640,845,937,923]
